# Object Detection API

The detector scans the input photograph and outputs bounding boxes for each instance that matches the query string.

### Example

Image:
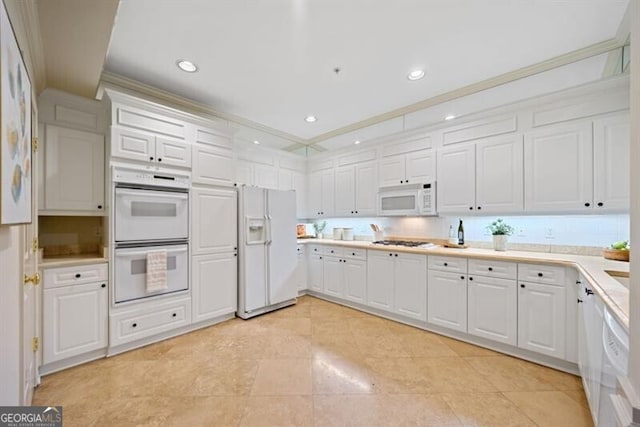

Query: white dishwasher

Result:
[597,308,629,427]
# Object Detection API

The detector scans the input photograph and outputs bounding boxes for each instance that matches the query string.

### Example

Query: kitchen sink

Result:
[605,270,629,288]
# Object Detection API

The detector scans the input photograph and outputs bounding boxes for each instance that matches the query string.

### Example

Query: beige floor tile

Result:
[465,355,558,391]
[438,336,502,357]
[267,302,312,318]
[190,358,260,396]
[263,317,312,335]
[312,318,351,336]
[363,357,432,393]
[503,390,594,427]
[312,356,377,394]
[313,394,387,427]
[562,388,590,406]
[164,396,247,426]
[240,395,313,427]
[441,392,536,427]
[348,316,393,336]
[262,334,313,358]
[311,333,364,360]
[204,334,267,359]
[354,334,411,358]
[524,362,584,391]
[251,358,312,395]
[411,357,498,393]
[398,330,459,357]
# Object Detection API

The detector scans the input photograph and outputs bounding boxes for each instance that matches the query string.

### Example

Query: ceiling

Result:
[105,0,628,144]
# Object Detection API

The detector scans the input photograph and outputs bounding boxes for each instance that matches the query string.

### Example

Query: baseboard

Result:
[39,349,107,376]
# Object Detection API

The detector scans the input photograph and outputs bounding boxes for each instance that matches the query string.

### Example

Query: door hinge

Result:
[32,337,39,352]
[32,137,39,153]
[32,237,39,253]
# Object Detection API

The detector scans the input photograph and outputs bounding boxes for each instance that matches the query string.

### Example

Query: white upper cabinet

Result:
[379,155,406,187]
[254,164,278,189]
[380,149,435,187]
[192,144,234,187]
[155,136,191,168]
[524,122,593,212]
[593,114,630,210]
[437,145,476,213]
[111,126,190,168]
[335,166,356,216]
[44,125,104,213]
[475,134,524,212]
[191,187,237,255]
[279,168,307,218]
[334,161,378,216]
[308,168,335,218]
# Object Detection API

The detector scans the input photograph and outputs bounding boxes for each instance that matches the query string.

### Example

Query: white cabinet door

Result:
[467,275,517,345]
[191,187,237,255]
[43,282,107,364]
[235,161,254,186]
[254,164,278,189]
[518,281,566,358]
[321,169,335,216]
[192,144,234,187]
[344,258,366,304]
[335,166,356,216]
[292,171,307,219]
[295,252,307,291]
[323,257,344,298]
[437,145,476,213]
[366,251,395,311]
[427,270,467,332]
[406,150,436,184]
[307,171,322,218]
[155,136,192,169]
[308,253,324,292]
[278,168,293,190]
[593,114,630,210]
[355,161,378,216]
[394,253,427,321]
[379,155,406,186]
[524,122,593,212]
[111,126,155,163]
[45,125,104,212]
[475,134,523,212]
[192,253,237,323]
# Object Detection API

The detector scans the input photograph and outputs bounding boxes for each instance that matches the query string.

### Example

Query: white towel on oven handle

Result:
[146,249,168,292]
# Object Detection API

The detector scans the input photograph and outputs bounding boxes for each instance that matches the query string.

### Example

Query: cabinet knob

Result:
[319,256,322,259]
[355,211,358,214]
[488,267,493,271]
[584,202,591,207]
[577,299,583,303]
[132,323,138,328]
[400,180,404,184]
[101,283,106,288]
[330,250,334,253]
[97,205,103,210]
[477,206,482,210]
[75,273,81,278]
[394,254,398,257]
[597,202,604,207]
[343,259,347,263]
[469,277,474,281]
[351,211,354,214]
[460,276,465,280]
[389,253,393,257]
[469,206,473,210]
[444,262,448,267]
[537,272,543,277]
[172,313,177,317]
[234,253,237,257]
[234,183,238,187]
[158,158,162,162]
[352,252,355,256]
[586,289,594,296]
[576,280,582,285]
[520,284,525,288]
[149,156,154,161]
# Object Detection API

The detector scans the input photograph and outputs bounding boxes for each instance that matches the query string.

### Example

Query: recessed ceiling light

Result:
[304,115,317,123]
[445,115,456,121]
[176,59,198,73]
[354,140,361,145]
[253,140,260,145]
[407,69,425,81]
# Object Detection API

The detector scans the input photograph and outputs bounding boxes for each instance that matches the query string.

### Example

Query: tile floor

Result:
[33,296,593,426]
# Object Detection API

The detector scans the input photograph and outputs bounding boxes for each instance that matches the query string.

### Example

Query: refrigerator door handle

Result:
[266,214,273,245]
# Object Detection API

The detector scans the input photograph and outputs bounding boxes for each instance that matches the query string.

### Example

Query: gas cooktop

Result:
[372,240,435,248]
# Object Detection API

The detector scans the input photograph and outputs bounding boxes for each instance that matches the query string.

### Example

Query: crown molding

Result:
[15,0,46,94]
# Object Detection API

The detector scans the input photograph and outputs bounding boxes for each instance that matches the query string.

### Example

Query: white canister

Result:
[333,228,343,240]
[342,228,354,241]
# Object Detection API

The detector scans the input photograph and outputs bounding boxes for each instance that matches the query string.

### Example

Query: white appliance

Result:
[114,243,189,303]
[112,165,190,304]
[378,182,436,216]
[237,186,297,319]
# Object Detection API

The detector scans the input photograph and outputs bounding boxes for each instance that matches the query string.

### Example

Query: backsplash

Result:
[302,214,630,253]
[39,216,104,257]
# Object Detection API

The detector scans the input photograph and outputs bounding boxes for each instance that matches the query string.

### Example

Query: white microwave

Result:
[378,182,437,216]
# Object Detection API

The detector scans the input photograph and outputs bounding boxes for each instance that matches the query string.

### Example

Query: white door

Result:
[111,126,155,162]
[192,253,237,322]
[308,253,324,292]
[192,144,234,187]
[255,164,278,189]
[335,166,356,216]
[518,281,566,358]
[323,257,344,298]
[45,125,104,212]
[307,171,322,218]
[379,154,406,186]
[43,282,107,364]
[427,270,467,332]
[467,275,517,345]
[343,259,366,304]
[267,190,297,305]
[524,122,593,211]
[355,162,378,216]
[366,251,395,311]
[394,253,427,321]
[320,169,335,216]
[406,150,436,184]
[191,187,237,255]
[155,136,191,168]
[475,134,524,212]
[437,145,476,213]
[593,114,630,210]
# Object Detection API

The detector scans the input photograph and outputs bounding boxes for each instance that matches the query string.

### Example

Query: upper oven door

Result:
[115,187,189,242]
[378,190,419,216]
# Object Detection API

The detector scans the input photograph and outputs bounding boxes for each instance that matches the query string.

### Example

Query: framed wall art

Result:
[1,0,32,225]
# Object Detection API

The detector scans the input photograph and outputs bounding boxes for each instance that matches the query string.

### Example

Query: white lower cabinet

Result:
[308,253,324,292]
[192,253,237,323]
[518,281,566,359]
[295,246,307,292]
[366,251,395,311]
[343,258,366,304]
[467,275,517,345]
[43,281,108,364]
[323,256,344,298]
[394,253,427,321]
[427,270,467,332]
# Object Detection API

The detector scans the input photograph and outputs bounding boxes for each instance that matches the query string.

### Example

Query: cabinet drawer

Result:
[109,298,191,347]
[44,263,108,289]
[428,256,467,273]
[296,245,305,255]
[308,245,322,255]
[323,246,344,257]
[468,258,517,280]
[343,248,367,260]
[518,263,566,286]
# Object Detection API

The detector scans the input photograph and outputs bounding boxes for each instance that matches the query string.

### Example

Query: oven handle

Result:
[116,189,188,200]
[115,248,188,257]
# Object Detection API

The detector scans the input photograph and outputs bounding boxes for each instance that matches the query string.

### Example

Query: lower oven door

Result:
[114,244,189,303]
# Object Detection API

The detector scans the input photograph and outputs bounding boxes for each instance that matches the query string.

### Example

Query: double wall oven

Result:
[112,166,190,304]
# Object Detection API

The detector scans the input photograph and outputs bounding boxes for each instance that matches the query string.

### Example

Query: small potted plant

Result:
[487,218,514,251]
[313,221,327,239]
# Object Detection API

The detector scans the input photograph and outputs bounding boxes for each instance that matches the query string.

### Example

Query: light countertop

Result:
[298,238,630,331]
[40,255,109,268]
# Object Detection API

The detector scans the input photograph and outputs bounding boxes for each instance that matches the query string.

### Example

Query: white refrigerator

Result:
[237,185,298,319]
